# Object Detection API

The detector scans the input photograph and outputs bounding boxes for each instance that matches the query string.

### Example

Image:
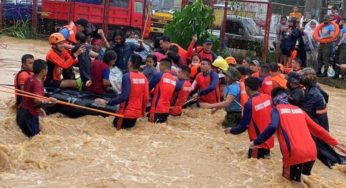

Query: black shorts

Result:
[282,161,315,182]
[248,148,270,159]
[44,79,61,88]
[113,117,137,129]
[149,113,169,123]
[16,107,40,137]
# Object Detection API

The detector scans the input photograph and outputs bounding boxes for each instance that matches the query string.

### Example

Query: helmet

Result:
[212,56,229,71]
[49,33,65,45]
[225,56,236,65]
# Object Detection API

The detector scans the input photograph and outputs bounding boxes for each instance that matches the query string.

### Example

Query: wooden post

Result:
[220,0,228,52]
[142,0,147,35]
[343,0,346,17]
[103,0,110,36]
[31,0,38,35]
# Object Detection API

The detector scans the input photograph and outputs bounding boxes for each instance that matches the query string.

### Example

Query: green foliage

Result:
[164,0,218,50]
[1,20,33,39]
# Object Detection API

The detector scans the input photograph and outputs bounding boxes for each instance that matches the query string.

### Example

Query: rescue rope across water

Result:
[0,86,124,118]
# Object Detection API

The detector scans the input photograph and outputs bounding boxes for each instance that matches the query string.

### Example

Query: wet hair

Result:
[201,59,212,65]
[269,63,279,72]
[237,66,248,76]
[153,36,161,49]
[159,58,172,70]
[112,29,125,42]
[21,54,34,64]
[160,35,171,42]
[271,87,287,99]
[245,76,259,91]
[180,65,191,77]
[260,64,270,74]
[75,32,87,43]
[168,45,179,53]
[166,51,180,65]
[103,50,117,65]
[33,59,47,74]
[146,54,158,67]
[129,54,142,70]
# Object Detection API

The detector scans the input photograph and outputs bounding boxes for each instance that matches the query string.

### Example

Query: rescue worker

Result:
[191,59,220,104]
[95,54,149,129]
[169,65,192,116]
[270,63,287,89]
[14,54,34,105]
[16,59,57,137]
[199,67,241,128]
[149,58,176,123]
[59,18,110,48]
[225,77,274,159]
[45,33,84,88]
[258,64,273,96]
[250,87,346,182]
[187,35,217,63]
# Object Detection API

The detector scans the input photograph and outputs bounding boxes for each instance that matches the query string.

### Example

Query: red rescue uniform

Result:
[193,71,220,104]
[118,72,149,119]
[170,80,192,116]
[149,72,176,122]
[249,94,274,150]
[259,76,273,96]
[276,104,338,167]
[46,49,77,82]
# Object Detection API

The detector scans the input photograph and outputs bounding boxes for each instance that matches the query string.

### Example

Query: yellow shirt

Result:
[289,12,303,21]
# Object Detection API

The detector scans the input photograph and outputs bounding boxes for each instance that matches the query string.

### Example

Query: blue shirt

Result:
[342,27,346,44]
[142,66,157,82]
[108,73,131,105]
[320,24,335,38]
[224,82,241,112]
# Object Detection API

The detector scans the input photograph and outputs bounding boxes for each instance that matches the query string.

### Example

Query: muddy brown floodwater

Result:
[0,36,345,188]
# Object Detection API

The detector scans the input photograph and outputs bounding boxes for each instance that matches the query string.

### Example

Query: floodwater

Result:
[0,35,345,187]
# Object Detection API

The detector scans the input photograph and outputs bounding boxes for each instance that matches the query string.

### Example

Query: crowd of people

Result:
[276,6,346,79]
[13,17,346,184]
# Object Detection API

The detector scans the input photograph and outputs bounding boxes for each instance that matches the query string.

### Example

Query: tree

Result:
[164,0,218,50]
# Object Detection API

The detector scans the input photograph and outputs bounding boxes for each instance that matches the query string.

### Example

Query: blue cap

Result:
[204,38,213,44]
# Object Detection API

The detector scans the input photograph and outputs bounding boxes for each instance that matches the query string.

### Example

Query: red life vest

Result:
[150,72,176,116]
[276,104,317,167]
[170,80,192,116]
[14,70,34,104]
[194,72,220,104]
[85,60,109,95]
[118,72,149,119]
[259,76,273,96]
[249,93,274,150]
